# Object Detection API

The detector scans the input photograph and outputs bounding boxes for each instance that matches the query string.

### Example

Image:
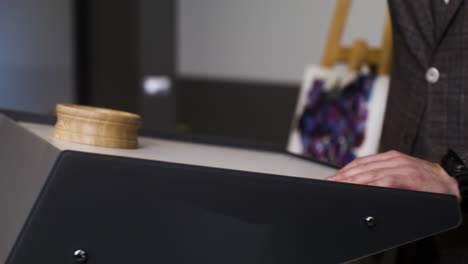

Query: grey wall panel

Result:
[177,78,299,147]
[139,0,177,131]
[82,0,139,113]
[0,0,74,113]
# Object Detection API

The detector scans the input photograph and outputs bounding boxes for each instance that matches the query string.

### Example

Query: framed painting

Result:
[287,65,390,166]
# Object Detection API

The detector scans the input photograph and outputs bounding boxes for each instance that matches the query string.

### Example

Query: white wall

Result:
[0,0,387,114]
[0,0,74,114]
[178,0,387,83]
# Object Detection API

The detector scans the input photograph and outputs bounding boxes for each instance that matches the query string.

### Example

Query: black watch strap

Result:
[441,149,468,210]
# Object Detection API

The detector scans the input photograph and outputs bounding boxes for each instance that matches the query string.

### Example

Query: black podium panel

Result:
[0,110,462,264]
[6,151,460,264]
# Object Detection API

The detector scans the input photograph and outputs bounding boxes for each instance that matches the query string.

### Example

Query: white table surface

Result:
[20,122,337,180]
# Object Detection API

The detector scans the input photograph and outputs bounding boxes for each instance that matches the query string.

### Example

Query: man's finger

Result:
[334,151,401,174]
[365,174,419,190]
[333,157,408,181]
[338,169,385,185]
[337,166,412,185]
[365,176,401,189]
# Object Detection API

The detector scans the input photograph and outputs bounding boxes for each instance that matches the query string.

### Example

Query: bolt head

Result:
[365,216,377,228]
[73,249,88,263]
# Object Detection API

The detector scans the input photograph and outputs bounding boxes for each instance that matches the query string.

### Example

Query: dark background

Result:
[0,1,387,148]
[73,0,299,148]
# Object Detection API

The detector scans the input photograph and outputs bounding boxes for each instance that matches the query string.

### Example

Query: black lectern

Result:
[0,111,461,264]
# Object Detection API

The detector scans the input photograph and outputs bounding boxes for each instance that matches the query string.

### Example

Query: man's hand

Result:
[326,150,461,199]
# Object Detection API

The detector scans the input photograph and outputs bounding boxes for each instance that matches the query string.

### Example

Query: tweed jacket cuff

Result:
[441,149,468,212]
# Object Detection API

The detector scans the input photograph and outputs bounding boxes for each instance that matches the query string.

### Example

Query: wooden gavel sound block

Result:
[53,104,142,149]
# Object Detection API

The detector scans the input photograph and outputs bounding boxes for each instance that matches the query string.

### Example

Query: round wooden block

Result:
[53,104,142,149]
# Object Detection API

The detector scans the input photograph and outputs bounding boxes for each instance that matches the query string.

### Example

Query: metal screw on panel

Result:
[364,216,377,228]
[73,249,88,263]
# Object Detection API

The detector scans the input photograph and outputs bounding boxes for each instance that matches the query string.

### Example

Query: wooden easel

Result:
[321,0,392,75]
[321,3,393,263]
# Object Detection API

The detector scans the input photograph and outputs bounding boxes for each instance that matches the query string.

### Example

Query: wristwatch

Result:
[440,149,468,210]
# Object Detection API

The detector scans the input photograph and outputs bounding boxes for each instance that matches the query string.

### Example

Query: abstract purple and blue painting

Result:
[297,73,376,166]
